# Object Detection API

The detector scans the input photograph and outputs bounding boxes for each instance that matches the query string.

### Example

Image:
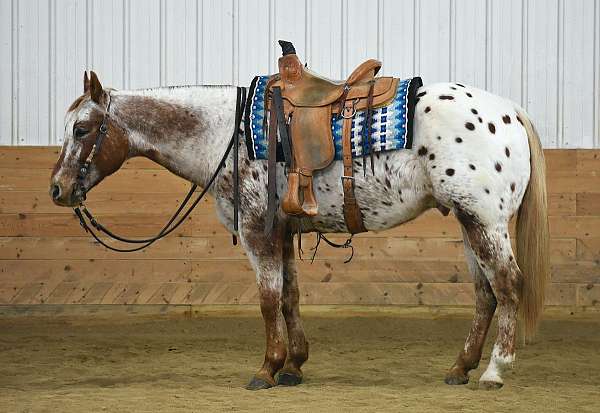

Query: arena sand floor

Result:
[0,306,599,412]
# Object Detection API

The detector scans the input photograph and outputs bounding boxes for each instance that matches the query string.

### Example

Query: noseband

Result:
[73,87,246,252]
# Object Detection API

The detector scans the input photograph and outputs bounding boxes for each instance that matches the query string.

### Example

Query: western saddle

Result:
[264,41,399,234]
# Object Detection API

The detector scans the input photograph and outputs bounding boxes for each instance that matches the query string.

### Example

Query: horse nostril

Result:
[51,184,61,200]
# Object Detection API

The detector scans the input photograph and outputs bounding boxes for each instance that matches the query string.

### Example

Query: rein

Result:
[73,87,246,252]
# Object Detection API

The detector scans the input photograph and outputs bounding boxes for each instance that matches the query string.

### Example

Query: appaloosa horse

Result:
[51,71,548,390]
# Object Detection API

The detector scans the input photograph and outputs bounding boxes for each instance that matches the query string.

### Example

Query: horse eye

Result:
[74,127,89,139]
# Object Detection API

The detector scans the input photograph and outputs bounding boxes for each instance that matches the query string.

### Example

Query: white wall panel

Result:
[53,0,87,145]
[488,0,523,104]
[273,0,307,75]
[1,0,598,148]
[453,0,486,88]
[417,0,450,84]
[560,0,596,148]
[0,0,13,145]
[237,0,270,85]
[308,0,343,79]
[164,0,198,85]
[128,0,161,89]
[526,0,559,147]
[381,0,414,78]
[90,0,125,89]
[17,0,51,146]
[201,0,234,84]
[344,0,379,77]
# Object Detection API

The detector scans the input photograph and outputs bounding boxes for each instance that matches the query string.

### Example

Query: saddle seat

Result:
[264,41,399,234]
[279,59,383,107]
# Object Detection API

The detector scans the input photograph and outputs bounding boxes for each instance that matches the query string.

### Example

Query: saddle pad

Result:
[244,75,422,161]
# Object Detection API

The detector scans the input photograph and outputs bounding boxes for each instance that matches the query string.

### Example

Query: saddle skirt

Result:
[244,75,422,161]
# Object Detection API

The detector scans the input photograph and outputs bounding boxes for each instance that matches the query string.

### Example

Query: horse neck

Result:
[111,86,238,186]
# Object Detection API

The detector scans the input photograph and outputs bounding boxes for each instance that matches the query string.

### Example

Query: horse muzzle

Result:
[49,181,82,207]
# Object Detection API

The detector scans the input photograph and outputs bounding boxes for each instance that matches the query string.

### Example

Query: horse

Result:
[50,71,548,390]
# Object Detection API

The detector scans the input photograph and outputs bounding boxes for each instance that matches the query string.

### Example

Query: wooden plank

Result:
[545,172,600,194]
[77,282,113,304]
[0,190,578,217]
[9,282,43,304]
[577,150,600,173]
[0,213,195,237]
[549,216,600,239]
[3,259,594,286]
[577,193,600,216]
[0,147,162,170]
[0,192,214,214]
[0,147,589,170]
[0,284,24,305]
[3,157,598,194]
[0,259,472,284]
[544,283,578,306]
[0,281,582,306]
[544,150,577,172]
[576,238,600,261]
[551,262,600,283]
[548,193,576,216]
[147,283,180,305]
[0,209,463,238]
[0,236,576,263]
[578,284,600,306]
[45,282,79,304]
[0,168,190,192]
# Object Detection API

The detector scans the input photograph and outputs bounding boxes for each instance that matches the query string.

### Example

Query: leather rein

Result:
[73,87,246,252]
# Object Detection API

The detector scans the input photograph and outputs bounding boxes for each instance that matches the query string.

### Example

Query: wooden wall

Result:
[0,147,599,307]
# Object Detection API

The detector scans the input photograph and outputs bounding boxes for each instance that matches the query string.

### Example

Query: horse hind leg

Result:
[456,209,523,389]
[445,226,497,385]
[276,229,309,386]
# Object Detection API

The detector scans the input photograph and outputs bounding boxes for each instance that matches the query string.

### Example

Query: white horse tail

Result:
[515,110,550,342]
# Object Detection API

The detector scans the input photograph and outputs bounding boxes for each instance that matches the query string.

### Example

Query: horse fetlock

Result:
[479,347,514,389]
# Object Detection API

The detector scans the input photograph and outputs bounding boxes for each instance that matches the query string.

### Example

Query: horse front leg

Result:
[276,229,309,386]
[240,220,287,390]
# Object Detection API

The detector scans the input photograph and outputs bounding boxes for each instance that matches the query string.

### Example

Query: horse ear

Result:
[89,71,103,103]
[83,71,90,93]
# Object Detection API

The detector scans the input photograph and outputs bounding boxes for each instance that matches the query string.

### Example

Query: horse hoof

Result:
[444,373,469,385]
[245,376,274,391]
[479,380,504,390]
[277,371,303,386]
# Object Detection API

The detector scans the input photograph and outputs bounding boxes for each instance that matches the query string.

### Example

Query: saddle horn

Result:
[278,40,296,56]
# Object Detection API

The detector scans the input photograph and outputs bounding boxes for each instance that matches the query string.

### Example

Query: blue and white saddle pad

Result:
[243,75,422,161]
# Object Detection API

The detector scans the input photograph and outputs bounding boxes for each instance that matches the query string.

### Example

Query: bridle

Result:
[73,87,246,252]
[73,92,112,202]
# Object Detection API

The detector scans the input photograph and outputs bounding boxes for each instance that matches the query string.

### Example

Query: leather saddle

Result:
[264,40,399,234]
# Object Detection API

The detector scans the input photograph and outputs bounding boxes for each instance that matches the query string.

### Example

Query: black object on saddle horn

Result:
[278,40,296,56]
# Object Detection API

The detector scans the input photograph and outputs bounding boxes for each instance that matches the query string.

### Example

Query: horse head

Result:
[50,71,130,207]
